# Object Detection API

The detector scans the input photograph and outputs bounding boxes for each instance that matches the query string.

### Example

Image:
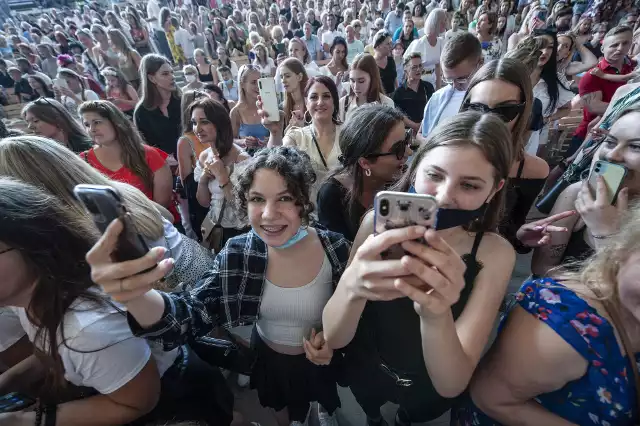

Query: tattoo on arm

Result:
[549,244,568,259]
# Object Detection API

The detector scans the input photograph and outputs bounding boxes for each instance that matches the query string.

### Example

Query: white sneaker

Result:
[317,409,338,426]
[237,373,250,387]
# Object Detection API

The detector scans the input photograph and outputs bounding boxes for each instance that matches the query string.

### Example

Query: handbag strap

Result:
[214,162,233,225]
[591,286,640,412]
[310,128,328,169]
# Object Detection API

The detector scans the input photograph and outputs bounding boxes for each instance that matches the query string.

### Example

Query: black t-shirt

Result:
[0,71,14,89]
[317,177,365,242]
[279,7,292,21]
[392,80,434,124]
[133,95,182,156]
[529,97,544,131]
[13,78,36,102]
[378,56,397,96]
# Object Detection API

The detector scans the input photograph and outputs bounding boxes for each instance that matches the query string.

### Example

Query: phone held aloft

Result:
[373,191,437,259]
[73,184,154,264]
[258,77,280,122]
[587,160,628,205]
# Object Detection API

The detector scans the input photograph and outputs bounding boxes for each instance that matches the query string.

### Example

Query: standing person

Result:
[393,52,434,132]
[194,48,220,84]
[102,66,139,116]
[322,111,516,426]
[230,65,269,151]
[173,17,195,66]
[76,29,104,87]
[302,21,324,62]
[345,25,365,64]
[373,30,398,95]
[108,28,142,89]
[216,46,240,81]
[134,54,182,158]
[405,8,446,90]
[21,97,92,153]
[395,18,416,51]
[476,12,503,61]
[385,1,405,35]
[317,104,410,242]
[567,26,635,159]
[340,53,395,122]
[147,0,174,62]
[91,24,120,69]
[127,10,152,56]
[421,32,482,137]
[161,8,186,67]
[54,68,101,115]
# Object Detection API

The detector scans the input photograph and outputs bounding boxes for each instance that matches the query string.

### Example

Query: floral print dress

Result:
[457,278,639,426]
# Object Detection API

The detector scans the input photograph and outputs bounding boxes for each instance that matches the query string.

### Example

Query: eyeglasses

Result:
[366,129,412,160]
[461,101,525,122]
[0,247,15,255]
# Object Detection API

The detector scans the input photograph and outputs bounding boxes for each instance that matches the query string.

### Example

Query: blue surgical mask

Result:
[224,79,233,86]
[408,185,487,230]
[254,226,309,249]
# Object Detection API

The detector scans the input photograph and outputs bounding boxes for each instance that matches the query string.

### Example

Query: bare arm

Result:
[470,306,586,425]
[564,43,598,76]
[581,90,608,115]
[0,354,43,395]
[177,136,194,181]
[0,336,32,370]
[152,163,173,208]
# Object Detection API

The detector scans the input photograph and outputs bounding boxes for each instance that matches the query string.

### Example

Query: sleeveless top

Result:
[457,278,639,426]
[118,52,138,83]
[197,64,214,82]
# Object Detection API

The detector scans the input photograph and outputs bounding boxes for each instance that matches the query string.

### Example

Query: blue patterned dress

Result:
[457,278,639,426]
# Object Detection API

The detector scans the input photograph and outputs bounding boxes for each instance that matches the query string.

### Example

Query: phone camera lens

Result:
[380,199,389,216]
[398,201,410,212]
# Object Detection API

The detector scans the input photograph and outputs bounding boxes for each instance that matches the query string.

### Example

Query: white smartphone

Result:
[587,160,627,205]
[258,77,280,122]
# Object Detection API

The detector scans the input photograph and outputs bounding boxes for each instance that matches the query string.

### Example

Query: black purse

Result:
[190,330,256,376]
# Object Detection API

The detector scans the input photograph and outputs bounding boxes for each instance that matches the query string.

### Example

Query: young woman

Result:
[317,104,410,242]
[108,28,142,89]
[105,9,133,44]
[322,111,516,425]
[194,48,220,85]
[213,17,227,44]
[226,26,247,56]
[253,42,276,77]
[21,97,93,153]
[190,22,206,53]
[134,54,182,158]
[204,28,219,62]
[531,106,640,277]
[288,37,322,79]
[27,75,54,98]
[182,65,204,91]
[126,10,152,56]
[101,66,139,116]
[476,12,503,62]
[161,7,186,67]
[55,68,101,115]
[264,76,343,202]
[525,29,574,157]
[91,24,119,69]
[319,37,349,92]
[404,8,447,90]
[461,57,550,252]
[457,205,640,425]
[339,53,394,122]
[85,146,350,426]
[193,98,251,247]
[279,58,309,128]
[216,46,239,81]
[230,65,269,151]
[556,31,598,90]
[396,19,416,52]
[372,30,398,95]
[76,29,104,87]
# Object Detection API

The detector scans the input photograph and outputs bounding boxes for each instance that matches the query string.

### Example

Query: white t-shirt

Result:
[147,0,162,31]
[321,30,344,48]
[0,307,26,352]
[405,36,443,88]
[253,57,276,77]
[174,28,194,59]
[9,299,178,394]
[346,39,365,65]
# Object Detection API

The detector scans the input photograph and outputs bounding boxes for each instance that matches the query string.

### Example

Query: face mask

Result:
[254,226,309,249]
[408,185,488,230]
[224,79,233,85]
[185,74,196,83]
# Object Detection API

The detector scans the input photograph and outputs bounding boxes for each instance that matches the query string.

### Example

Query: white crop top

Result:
[256,255,333,347]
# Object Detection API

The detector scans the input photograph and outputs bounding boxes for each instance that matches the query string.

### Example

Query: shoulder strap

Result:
[516,158,525,179]
[215,162,234,225]
[310,128,328,169]
[470,231,484,258]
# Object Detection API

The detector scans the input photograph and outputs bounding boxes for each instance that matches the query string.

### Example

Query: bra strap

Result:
[516,158,525,179]
[470,231,484,259]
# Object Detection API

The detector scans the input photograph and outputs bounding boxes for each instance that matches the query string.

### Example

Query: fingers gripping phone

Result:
[258,77,280,122]
[587,160,628,205]
[373,191,437,259]
[73,184,153,263]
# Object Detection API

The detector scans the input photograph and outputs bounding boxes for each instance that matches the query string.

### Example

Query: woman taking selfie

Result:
[317,104,410,242]
[21,97,92,153]
[79,101,176,222]
[85,146,351,426]
[339,53,394,122]
[322,111,516,425]
[0,177,231,426]
[192,98,251,248]
[457,206,640,426]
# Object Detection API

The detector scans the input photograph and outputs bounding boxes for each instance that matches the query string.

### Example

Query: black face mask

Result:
[408,186,488,230]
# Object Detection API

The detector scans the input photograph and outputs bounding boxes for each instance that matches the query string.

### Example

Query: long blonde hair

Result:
[0,136,164,239]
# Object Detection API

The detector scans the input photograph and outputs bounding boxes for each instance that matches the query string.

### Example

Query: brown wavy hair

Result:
[280,57,309,128]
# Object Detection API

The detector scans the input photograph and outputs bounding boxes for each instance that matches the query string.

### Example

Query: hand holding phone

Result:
[587,160,627,204]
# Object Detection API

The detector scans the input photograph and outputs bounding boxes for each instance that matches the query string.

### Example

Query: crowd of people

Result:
[2,0,640,425]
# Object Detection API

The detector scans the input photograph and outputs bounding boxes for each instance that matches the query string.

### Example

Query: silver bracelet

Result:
[592,233,613,240]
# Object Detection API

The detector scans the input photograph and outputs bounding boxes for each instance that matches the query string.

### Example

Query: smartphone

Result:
[274,42,286,56]
[0,393,36,413]
[536,8,547,21]
[73,184,153,263]
[587,160,627,205]
[53,77,68,90]
[258,77,280,122]
[373,191,437,259]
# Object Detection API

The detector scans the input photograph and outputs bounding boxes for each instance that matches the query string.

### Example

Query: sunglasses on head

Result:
[461,101,525,122]
[366,129,412,160]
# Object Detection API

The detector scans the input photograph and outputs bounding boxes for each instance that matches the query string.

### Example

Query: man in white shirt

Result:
[345,25,365,64]
[322,14,343,53]
[421,33,482,137]
[172,18,194,65]
[146,0,174,61]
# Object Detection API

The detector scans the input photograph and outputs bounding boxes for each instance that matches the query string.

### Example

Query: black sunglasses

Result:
[461,101,525,122]
[367,129,411,160]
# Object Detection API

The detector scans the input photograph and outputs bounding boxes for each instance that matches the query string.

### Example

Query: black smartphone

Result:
[0,392,36,413]
[73,184,152,263]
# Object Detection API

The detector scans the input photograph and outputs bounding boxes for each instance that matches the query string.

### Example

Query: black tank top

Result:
[197,64,214,82]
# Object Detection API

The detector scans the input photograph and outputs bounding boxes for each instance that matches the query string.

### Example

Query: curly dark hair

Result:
[234,146,317,225]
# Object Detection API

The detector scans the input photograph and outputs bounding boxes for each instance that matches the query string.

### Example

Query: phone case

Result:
[588,161,627,205]
[73,184,151,262]
[258,77,280,122]
[0,393,36,413]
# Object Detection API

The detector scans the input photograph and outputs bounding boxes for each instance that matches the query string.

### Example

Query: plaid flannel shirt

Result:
[128,228,351,351]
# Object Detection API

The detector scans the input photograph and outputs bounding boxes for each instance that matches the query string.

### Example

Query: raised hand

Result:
[516,210,577,247]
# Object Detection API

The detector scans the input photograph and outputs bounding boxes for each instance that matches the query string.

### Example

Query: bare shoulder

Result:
[522,154,550,180]
[475,231,516,269]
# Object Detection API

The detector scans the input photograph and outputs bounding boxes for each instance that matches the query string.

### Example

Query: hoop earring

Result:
[364,168,371,177]
[304,110,313,124]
